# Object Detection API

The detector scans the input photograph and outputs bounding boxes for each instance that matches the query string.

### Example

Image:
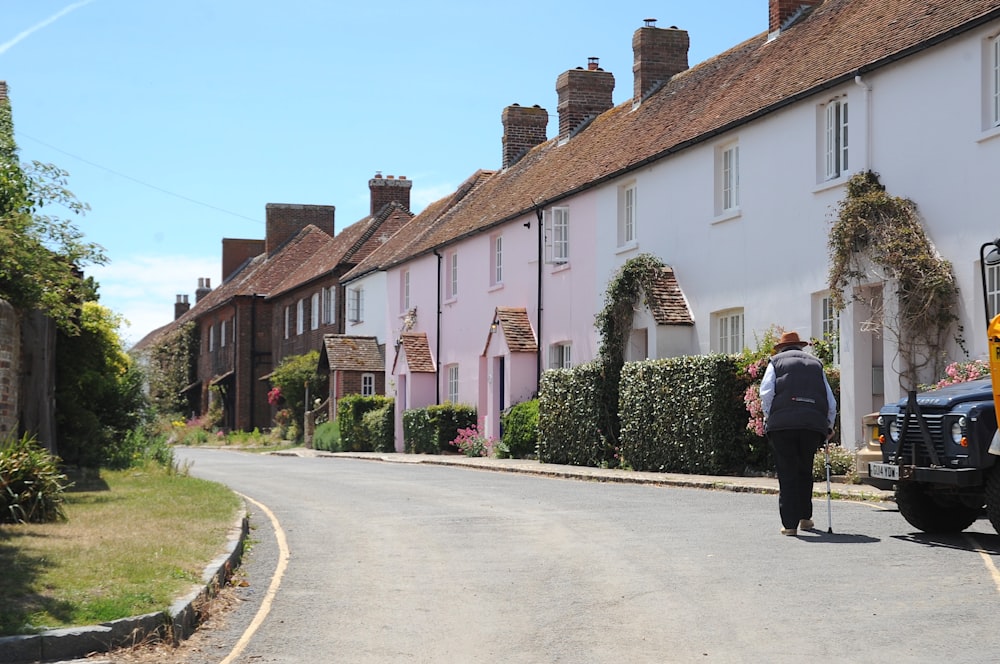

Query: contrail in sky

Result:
[0,0,96,56]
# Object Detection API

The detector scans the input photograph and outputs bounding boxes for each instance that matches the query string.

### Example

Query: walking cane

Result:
[824,442,834,534]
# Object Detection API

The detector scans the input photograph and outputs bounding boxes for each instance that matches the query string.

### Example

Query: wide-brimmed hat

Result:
[773,331,809,351]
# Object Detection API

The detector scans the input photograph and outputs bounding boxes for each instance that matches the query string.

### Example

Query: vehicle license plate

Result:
[869,462,899,481]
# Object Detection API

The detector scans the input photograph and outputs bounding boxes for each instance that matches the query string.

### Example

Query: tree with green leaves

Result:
[0,84,105,333]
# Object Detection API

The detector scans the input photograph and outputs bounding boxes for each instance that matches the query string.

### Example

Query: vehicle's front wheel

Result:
[895,482,980,533]
[983,467,1000,534]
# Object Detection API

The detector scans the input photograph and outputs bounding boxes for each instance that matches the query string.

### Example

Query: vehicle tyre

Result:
[895,482,979,533]
[984,467,1000,534]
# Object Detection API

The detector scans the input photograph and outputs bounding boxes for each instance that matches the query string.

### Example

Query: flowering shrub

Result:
[926,359,989,391]
[450,425,497,457]
[743,358,768,437]
[268,386,283,406]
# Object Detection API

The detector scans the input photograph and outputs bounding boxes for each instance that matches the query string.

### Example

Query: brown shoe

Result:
[780,527,797,536]
[799,519,814,530]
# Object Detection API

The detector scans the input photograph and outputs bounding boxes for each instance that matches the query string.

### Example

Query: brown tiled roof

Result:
[342,171,496,283]
[482,306,538,355]
[320,335,384,372]
[392,331,436,374]
[133,225,332,348]
[646,268,694,326]
[268,203,413,298]
[382,0,1000,266]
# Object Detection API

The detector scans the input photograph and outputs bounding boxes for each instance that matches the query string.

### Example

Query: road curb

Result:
[0,507,250,664]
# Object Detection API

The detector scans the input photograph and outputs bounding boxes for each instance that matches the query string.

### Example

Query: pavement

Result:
[0,448,891,664]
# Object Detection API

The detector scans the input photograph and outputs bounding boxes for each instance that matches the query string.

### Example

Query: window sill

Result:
[443,296,458,306]
[550,262,571,273]
[977,125,1000,144]
[812,174,850,194]
[488,283,504,293]
[711,208,742,225]
[615,240,638,255]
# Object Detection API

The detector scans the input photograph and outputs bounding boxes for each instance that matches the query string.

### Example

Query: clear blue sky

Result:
[3,0,763,345]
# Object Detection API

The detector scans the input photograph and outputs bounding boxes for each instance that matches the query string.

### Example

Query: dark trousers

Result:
[769,429,824,529]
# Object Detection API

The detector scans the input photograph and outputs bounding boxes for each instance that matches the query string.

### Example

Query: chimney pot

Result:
[644,18,657,27]
[587,57,600,71]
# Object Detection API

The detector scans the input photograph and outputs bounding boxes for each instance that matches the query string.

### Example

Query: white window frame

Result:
[715,309,744,354]
[545,207,570,264]
[992,35,1000,128]
[283,306,290,340]
[491,234,503,286]
[361,373,375,397]
[322,286,335,325]
[209,324,215,352]
[823,97,849,180]
[310,292,320,330]
[220,319,227,348]
[296,298,305,335]
[988,262,1000,320]
[447,365,459,403]
[820,295,841,365]
[348,287,364,323]
[445,251,458,300]
[548,342,572,369]
[720,143,740,212]
[402,270,410,311]
[618,183,637,247]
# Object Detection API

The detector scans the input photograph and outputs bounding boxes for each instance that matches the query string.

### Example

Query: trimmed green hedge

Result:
[337,395,393,452]
[364,402,395,453]
[501,399,539,459]
[618,355,747,474]
[537,363,611,466]
[402,403,476,454]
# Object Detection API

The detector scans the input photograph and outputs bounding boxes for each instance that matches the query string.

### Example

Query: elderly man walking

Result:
[759,331,837,536]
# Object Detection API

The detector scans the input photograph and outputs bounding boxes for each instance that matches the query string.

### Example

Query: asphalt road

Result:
[119,448,1000,664]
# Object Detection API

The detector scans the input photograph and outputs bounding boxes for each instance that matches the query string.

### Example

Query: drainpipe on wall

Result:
[534,205,544,392]
[250,295,257,431]
[433,249,443,404]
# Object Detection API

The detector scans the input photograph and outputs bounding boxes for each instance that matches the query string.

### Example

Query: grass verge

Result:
[0,462,241,636]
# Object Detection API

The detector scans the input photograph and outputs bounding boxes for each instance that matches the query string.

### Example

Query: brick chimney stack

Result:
[174,294,190,320]
[769,0,822,37]
[632,20,689,105]
[195,278,212,303]
[222,238,265,281]
[369,173,412,216]
[556,58,615,141]
[265,204,335,255]
[502,104,548,169]
[0,81,8,103]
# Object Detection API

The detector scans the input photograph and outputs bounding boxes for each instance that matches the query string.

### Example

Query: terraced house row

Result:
[136,0,1000,452]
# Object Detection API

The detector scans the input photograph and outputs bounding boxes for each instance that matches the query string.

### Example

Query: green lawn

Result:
[0,463,241,635]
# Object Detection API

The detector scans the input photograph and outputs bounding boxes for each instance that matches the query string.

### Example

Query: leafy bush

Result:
[402,403,476,454]
[338,395,393,452]
[0,433,71,524]
[313,421,341,452]
[813,444,856,482]
[501,400,539,459]
[269,351,327,437]
[103,427,174,470]
[537,363,608,466]
[618,355,747,475]
[403,408,436,454]
[363,403,395,453]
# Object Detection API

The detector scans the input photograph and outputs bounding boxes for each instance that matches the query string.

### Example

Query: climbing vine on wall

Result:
[593,252,667,448]
[827,171,958,389]
[143,321,198,416]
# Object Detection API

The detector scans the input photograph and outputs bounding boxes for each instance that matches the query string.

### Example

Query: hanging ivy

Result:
[143,321,198,416]
[593,253,667,448]
[827,171,958,388]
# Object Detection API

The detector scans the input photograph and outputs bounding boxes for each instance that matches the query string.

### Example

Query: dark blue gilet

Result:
[765,349,829,434]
